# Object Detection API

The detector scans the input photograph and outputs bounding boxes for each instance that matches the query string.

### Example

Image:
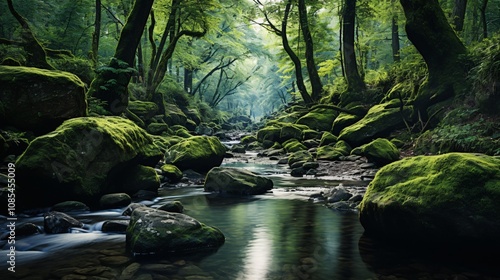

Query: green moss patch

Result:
[358,138,400,166]
[295,107,338,132]
[164,136,226,173]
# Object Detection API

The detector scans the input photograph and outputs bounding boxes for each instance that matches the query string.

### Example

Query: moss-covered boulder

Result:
[151,135,183,153]
[0,66,87,133]
[339,99,413,146]
[160,164,183,183]
[128,101,158,122]
[316,140,351,161]
[126,208,225,255]
[288,150,314,166]
[295,107,338,132]
[256,125,282,143]
[283,139,307,153]
[280,124,308,142]
[331,112,363,135]
[240,135,257,145]
[164,136,226,173]
[204,167,273,195]
[100,193,132,209]
[358,138,400,166]
[302,129,320,141]
[164,103,188,126]
[319,132,338,147]
[147,122,169,135]
[15,117,162,208]
[359,153,500,246]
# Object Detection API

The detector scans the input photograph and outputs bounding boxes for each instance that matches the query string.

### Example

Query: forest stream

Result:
[1,150,500,280]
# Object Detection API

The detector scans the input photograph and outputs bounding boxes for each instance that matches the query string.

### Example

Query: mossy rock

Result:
[185,119,197,131]
[160,164,183,183]
[164,136,226,173]
[295,107,339,132]
[256,125,282,143]
[280,124,308,142]
[331,112,363,135]
[0,65,87,134]
[319,132,338,147]
[288,150,314,166]
[164,103,188,126]
[204,167,273,195]
[118,165,160,194]
[339,99,413,146]
[147,122,169,135]
[240,135,257,145]
[184,108,202,125]
[360,153,500,246]
[358,138,400,166]
[274,111,306,123]
[100,193,131,209]
[128,101,158,122]
[231,144,246,153]
[175,127,193,138]
[302,129,320,141]
[247,141,262,150]
[316,145,344,161]
[126,208,225,255]
[15,117,162,208]
[158,201,184,213]
[283,139,307,153]
[151,135,183,153]
[270,142,282,149]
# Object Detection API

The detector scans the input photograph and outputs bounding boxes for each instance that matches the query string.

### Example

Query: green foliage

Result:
[49,55,94,84]
[414,108,500,155]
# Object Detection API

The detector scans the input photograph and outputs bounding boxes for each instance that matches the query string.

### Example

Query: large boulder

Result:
[316,140,351,161]
[128,100,158,122]
[338,99,413,146]
[295,107,338,132]
[164,136,226,173]
[126,208,225,255]
[360,153,500,246]
[15,117,163,208]
[0,66,87,133]
[204,167,273,195]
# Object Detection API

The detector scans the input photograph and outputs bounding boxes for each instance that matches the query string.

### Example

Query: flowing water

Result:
[1,160,500,279]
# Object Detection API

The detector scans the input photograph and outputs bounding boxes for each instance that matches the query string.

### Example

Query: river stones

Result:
[157,201,184,213]
[44,211,84,234]
[164,136,226,173]
[204,167,273,195]
[357,138,400,166]
[100,193,132,209]
[126,208,225,256]
[359,153,500,246]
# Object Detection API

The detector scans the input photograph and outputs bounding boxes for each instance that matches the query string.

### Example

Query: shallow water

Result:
[1,161,500,279]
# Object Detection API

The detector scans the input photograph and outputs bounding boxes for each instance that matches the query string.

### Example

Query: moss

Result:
[15,117,162,208]
[164,136,226,173]
[0,65,87,133]
[280,123,308,142]
[241,135,257,145]
[338,99,413,146]
[295,107,339,131]
[316,141,350,161]
[319,132,338,147]
[151,135,183,153]
[160,164,183,183]
[283,139,307,153]
[164,103,188,126]
[256,125,282,143]
[175,127,193,138]
[360,153,500,243]
[274,111,307,123]
[302,129,320,140]
[204,167,273,195]
[359,138,400,166]
[288,150,314,166]
[128,100,158,122]
[270,142,282,149]
[332,112,362,135]
[147,122,169,135]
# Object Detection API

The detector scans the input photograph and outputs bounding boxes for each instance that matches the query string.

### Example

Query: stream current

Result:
[1,155,500,279]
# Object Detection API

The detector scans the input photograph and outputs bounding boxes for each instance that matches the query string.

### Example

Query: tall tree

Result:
[342,0,366,92]
[391,0,401,62]
[452,0,468,32]
[298,0,323,101]
[91,0,102,69]
[399,0,467,110]
[88,0,155,115]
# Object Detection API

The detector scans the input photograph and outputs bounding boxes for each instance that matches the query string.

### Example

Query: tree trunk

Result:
[282,0,313,105]
[88,0,154,115]
[184,67,193,94]
[399,0,467,110]
[92,0,102,69]
[452,0,467,32]
[480,0,488,39]
[298,0,323,102]
[342,0,365,92]
[6,0,53,69]
[391,15,401,62]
